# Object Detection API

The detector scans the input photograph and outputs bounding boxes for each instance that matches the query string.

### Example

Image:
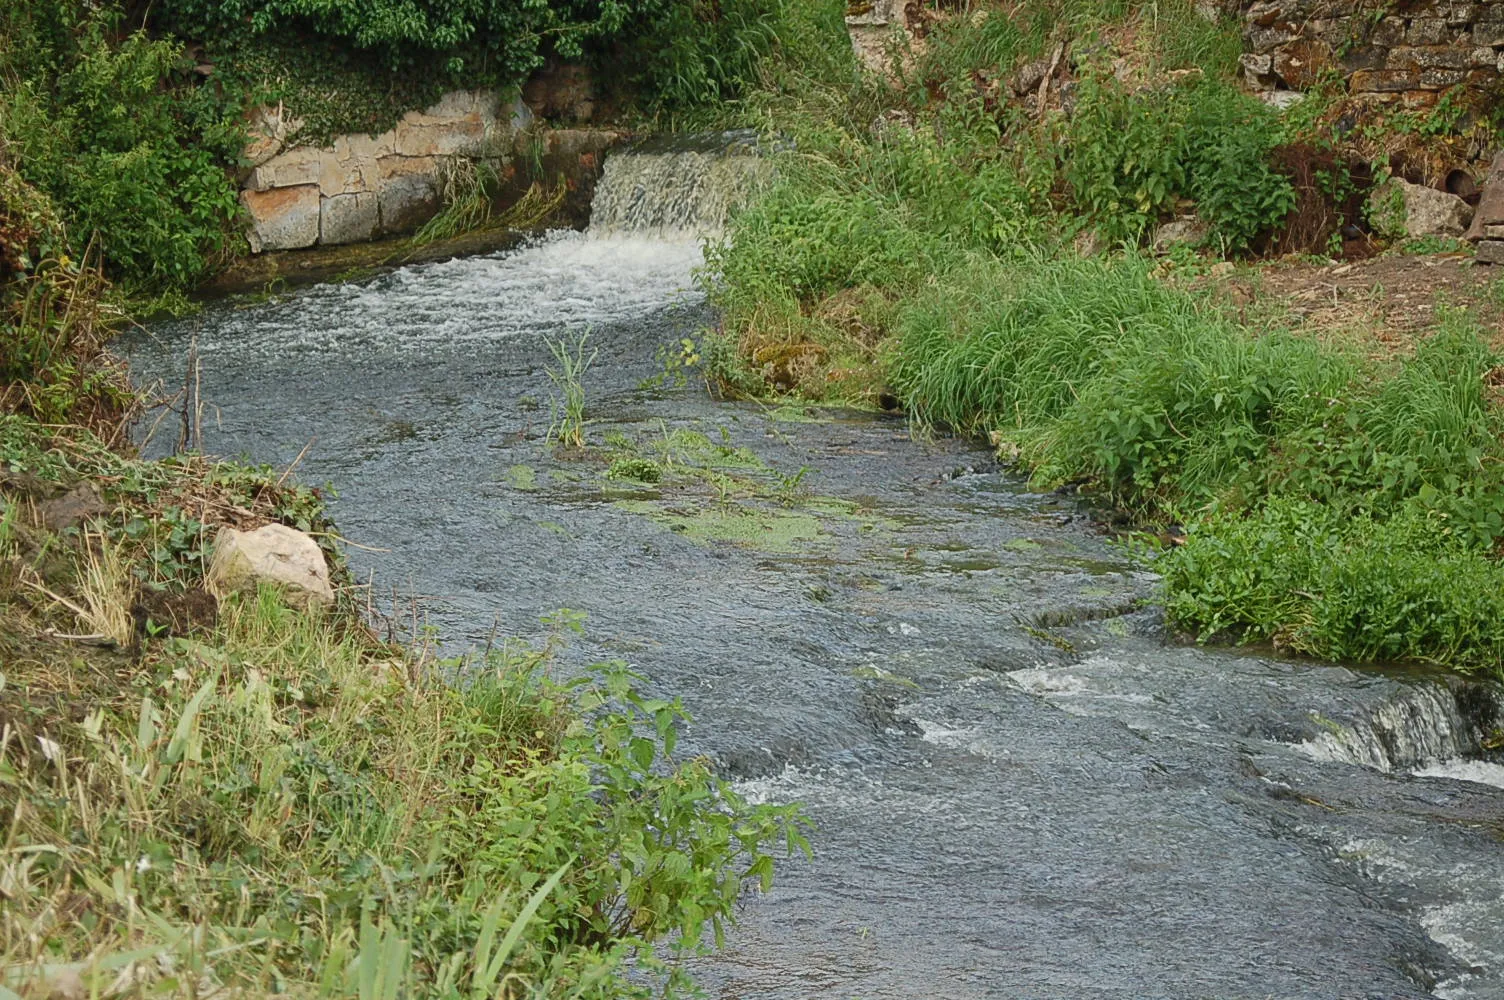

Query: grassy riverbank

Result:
[1,136,808,996]
[702,1,1504,674]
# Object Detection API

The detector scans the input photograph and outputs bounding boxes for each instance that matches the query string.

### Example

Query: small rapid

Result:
[128,137,1504,1000]
[1291,680,1503,777]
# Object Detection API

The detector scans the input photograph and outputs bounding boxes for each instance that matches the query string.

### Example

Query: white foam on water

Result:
[589,150,768,238]
[1005,660,1158,721]
[1425,901,1504,1000]
[1326,835,1504,999]
[911,718,994,758]
[1007,667,1091,698]
[186,232,706,361]
[732,765,887,810]
[1287,684,1483,773]
[1413,759,1504,790]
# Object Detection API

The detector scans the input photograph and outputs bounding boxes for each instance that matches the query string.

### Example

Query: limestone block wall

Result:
[239,90,532,252]
[1241,0,1504,105]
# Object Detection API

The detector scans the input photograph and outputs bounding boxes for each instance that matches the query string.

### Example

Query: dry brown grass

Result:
[729,285,896,401]
[1195,252,1504,365]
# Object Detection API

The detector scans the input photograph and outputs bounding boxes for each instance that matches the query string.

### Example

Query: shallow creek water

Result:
[127,153,1504,1000]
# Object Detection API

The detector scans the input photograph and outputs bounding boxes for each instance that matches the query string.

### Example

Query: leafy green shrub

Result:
[1180,85,1297,250]
[1064,76,1189,242]
[1267,319,1504,528]
[161,0,845,117]
[0,163,133,426]
[158,0,595,81]
[1163,498,1504,671]
[2,592,809,996]
[1065,76,1294,248]
[1,2,243,290]
[1048,317,1348,509]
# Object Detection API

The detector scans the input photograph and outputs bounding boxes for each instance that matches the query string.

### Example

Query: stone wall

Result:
[240,90,532,252]
[1241,0,1504,106]
[846,0,915,76]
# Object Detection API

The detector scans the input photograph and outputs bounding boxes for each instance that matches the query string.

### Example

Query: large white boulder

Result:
[207,523,334,609]
[1367,178,1473,240]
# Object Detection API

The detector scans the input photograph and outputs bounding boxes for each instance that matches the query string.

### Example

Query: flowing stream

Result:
[129,139,1504,1000]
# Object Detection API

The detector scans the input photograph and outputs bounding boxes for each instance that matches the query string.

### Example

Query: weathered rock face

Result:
[238,88,623,252]
[242,184,321,253]
[1242,0,1504,106]
[1476,238,1504,262]
[206,523,334,609]
[240,90,517,252]
[320,191,379,245]
[1463,149,1504,241]
[1367,177,1474,238]
[846,0,917,76]
[1153,216,1212,250]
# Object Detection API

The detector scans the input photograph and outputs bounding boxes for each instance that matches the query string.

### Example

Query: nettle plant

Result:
[1064,74,1295,250]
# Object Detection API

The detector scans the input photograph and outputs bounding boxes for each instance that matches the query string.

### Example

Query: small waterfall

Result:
[588,131,770,239]
[1296,680,1502,773]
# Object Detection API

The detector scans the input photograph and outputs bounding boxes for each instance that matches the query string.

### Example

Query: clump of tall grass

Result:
[546,332,597,449]
[889,255,1344,508]
[886,254,1504,671]
[411,159,501,246]
[909,0,1243,98]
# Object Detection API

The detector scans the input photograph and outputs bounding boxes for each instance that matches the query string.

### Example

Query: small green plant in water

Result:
[642,337,705,390]
[412,159,498,246]
[546,331,598,450]
[607,457,664,484]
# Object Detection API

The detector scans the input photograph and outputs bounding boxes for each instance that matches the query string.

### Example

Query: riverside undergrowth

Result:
[1,579,808,998]
[885,258,1504,671]
[703,0,1504,674]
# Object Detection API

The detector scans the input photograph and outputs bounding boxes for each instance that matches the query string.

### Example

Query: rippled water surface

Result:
[130,200,1504,999]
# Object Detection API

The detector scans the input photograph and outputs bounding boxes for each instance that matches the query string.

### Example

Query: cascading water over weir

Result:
[130,138,1504,1000]
[587,131,769,238]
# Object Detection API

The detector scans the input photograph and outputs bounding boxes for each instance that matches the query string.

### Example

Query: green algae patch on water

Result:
[615,498,827,553]
[802,496,904,536]
[765,403,827,424]
[505,463,539,490]
[850,664,921,689]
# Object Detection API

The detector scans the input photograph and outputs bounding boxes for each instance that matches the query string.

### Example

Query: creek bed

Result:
[130,214,1504,999]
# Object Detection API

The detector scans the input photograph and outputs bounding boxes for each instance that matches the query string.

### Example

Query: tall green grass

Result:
[1,584,808,998]
[912,0,1243,92]
[886,256,1504,671]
